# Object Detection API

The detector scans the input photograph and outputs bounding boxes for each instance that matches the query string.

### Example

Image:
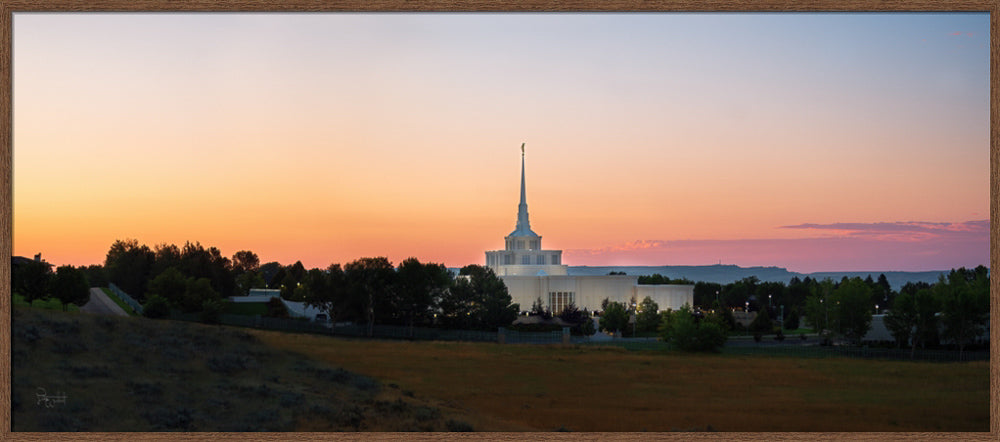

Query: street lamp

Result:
[768,294,772,308]
[632,301,637,337]
[875,304,879,315]
[820,299,826,331]
[745,301,750,336]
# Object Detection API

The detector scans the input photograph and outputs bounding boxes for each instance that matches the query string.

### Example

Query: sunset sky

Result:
[12,13,990,273]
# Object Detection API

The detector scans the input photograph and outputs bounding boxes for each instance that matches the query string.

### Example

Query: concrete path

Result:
[79,287,130,317]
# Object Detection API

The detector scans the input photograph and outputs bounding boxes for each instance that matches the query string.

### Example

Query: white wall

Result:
[500,274,693,313]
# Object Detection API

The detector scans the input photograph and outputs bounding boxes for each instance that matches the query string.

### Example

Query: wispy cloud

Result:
[563,220,988,272]
[950,31,963,36]
[779,220,988,242]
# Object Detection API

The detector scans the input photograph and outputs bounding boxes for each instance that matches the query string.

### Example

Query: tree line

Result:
[11,258,93,310]
[881,266,989,358]
[99,239,519,334]
[683,267,988,355]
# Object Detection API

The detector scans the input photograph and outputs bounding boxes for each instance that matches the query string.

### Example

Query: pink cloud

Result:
[563,220,988,273]
[950,31,963,36]
[779,220,987,242]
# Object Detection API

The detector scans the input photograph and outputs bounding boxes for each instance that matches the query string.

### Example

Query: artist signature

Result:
[36,388,67,408]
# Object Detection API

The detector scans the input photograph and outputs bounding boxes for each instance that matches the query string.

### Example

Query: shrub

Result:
[749,309,772,334]
[143,295,171,319]
[784,309,800,330]
[265,297,290,318]
[200,298,225,324]
[660,304,727,352]
[446,419,474,432]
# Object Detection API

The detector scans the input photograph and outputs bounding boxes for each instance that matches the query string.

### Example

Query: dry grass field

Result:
[12,307,471,432]
[252,330,990,432]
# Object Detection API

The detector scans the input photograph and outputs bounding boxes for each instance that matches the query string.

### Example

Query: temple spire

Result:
[511,142,538,237]
[519,143,527,208]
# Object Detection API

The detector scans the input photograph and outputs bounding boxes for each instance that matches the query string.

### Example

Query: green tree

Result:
[180,277,220,313]
[231,250,260,274]
[884,291,916,349]
[440,265,518,330]
[912,288,940,353]
[748,307,772,334]
[13,258,53,303]
[200,298,225,324]
[804,279,834,332]
[142,294,171,318]
[344,257,397,336]
[530,297,552,319]
[179,242,234,298]
[694,282,723,309]
[395,258,451,334]
[147,267,189,309]
[830,277,873,344]
[557,303,590,334]
[81,264,108,289]
[579,313,596,336]
[467,265,519,330]
[151,243,182,278]
[659,303,727,352]
[636,296,661,333]
[783,309,800,330]
[259,261,282,287]
[938,268,989,358]
[599,301,629,334]
[105,239,155,301]
[304,264,352,323]
[875,273,893,306]
[50,265,90,310]
[265,296,290,318]
[234,271,266,296]
[710,302,738,332]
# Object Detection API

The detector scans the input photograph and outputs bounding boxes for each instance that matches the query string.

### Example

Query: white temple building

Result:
[485,144,693,313]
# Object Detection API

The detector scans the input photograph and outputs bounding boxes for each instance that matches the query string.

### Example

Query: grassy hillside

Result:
[14,305,988,432]
[12,306,470,431]
[252,329,990,432]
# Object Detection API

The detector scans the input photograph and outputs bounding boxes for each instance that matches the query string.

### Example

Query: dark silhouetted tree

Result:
[395,258,451,335]
[105,239,155,300]
[231,250,260,274]
[13,258,53,303]
[50,265,90,310]
[830,277,873,344]
[344,257,396,336]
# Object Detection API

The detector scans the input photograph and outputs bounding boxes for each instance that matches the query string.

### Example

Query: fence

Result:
[500,327,569,345]
[155,311,989,362]
[167,312,497,343]
[722,343,989,362]
[107,283,143,315]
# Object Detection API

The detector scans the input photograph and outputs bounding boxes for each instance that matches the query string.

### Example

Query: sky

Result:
[12,12,991,273]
